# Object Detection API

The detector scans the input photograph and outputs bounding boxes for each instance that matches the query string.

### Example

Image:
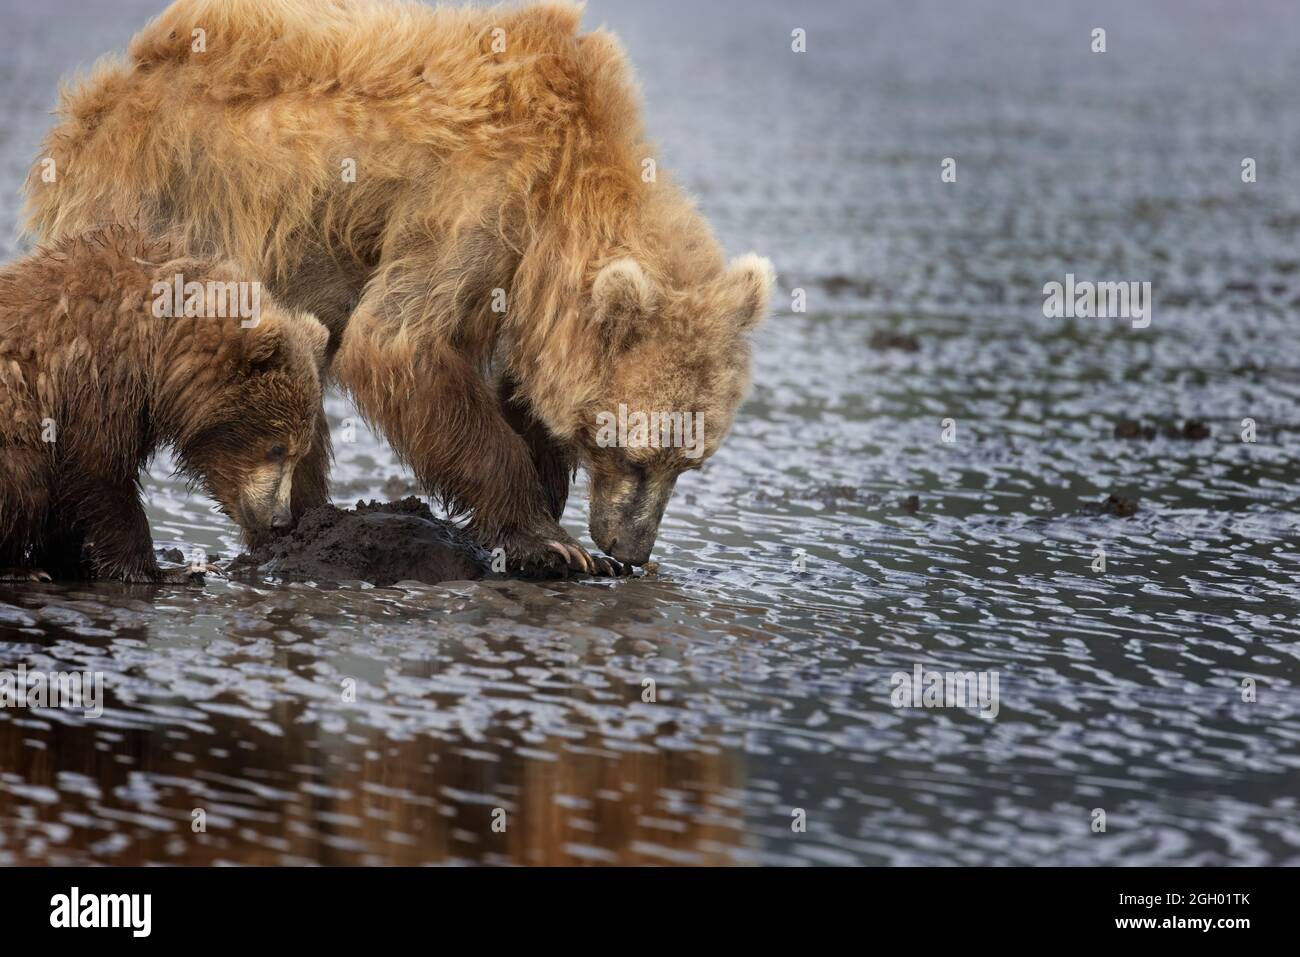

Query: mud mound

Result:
[236,498,488,586]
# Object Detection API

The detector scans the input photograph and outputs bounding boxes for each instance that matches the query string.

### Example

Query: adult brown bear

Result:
[24,0,775,574]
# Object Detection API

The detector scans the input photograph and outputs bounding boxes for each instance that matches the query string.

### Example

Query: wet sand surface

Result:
[1,0,1298,865]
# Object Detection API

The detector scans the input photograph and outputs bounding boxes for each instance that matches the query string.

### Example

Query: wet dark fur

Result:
[0,225,325,581]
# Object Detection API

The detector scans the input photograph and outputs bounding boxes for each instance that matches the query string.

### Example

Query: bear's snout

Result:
[270,503,294,528]
[591,512,657,566]
[604,532,656,567]
[234,461,297,532]
[589,471,677,567]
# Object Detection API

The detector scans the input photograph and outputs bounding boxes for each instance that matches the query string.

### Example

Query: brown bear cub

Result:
[0,226,329,583]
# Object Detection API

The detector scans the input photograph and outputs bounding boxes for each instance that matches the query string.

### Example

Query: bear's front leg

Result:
[335,307,619,576]
[67,478,176,583]
[497,371,573,522]
[291,402,334,518]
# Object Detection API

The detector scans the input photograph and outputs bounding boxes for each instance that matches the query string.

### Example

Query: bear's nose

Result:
[610,536,654,567]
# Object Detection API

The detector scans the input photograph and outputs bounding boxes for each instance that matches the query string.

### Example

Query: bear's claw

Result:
[546,538,626,574]
[0,568,52,583]
[497,525,620,578]
[591,555,625,577]
[547,540,595,574]
[546,541,626,577]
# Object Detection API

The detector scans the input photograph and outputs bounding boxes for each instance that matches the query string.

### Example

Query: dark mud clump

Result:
[1114,419,1157,440]
[236,497,488,586]
[868,329,921,352]
[820,274,877,298]
[815,484,866,506]
[1080,493,1139,518]
[1114,418,1211,441]
[1165,419,1211,440]
[810,484,883,509]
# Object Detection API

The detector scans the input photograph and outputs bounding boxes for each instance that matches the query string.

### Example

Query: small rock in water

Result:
[1177,419,1211,440]
[1117,418,1210,441]
[821,274,875,297]
[868,329,921,352]
[901,494,920,514]
[1081,493,1139,518]
[1114,419,1156,440]
[157,547,186,564]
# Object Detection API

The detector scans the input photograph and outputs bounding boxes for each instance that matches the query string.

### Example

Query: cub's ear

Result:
[724,253,776,332]
[592,258,655,343]
[245,320,283,371]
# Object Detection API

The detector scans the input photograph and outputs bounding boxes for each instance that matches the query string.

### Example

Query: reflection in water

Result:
[1,701,742,866]
[0,585,745,865]
[3,0,1300,865]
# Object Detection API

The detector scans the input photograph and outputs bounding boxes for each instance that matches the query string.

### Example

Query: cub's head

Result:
[574,253,774,566]
[175,306,329,536]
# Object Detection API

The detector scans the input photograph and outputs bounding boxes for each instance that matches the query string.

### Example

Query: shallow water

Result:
[2,0,1299,865]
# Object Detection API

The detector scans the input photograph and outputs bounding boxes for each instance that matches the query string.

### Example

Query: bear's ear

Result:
[245,321,283,372]
[723,253,776,332]
[592,258,655,343]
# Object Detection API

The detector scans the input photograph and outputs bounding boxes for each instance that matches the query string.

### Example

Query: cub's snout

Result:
[233,455,297,531]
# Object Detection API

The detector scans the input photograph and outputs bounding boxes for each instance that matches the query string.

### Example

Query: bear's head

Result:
[574,252,775,566]
[172,305,329,535]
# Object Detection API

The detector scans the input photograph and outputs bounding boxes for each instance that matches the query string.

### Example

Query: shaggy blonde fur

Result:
[24,0,774,571]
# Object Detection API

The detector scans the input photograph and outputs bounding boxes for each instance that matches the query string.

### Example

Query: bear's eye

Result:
[267,443,289,463]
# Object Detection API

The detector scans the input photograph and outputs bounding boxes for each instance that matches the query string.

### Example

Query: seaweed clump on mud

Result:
[233,497,488,586]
